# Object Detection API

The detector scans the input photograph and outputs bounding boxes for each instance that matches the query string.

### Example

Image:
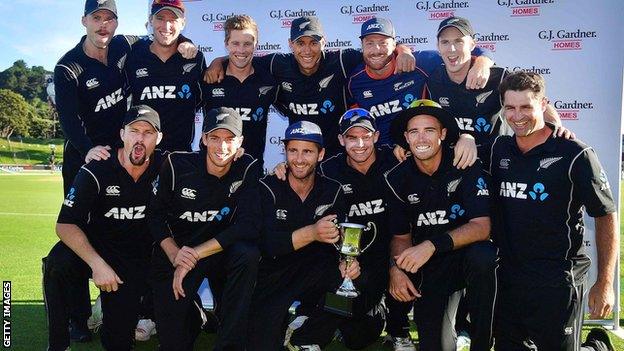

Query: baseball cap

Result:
[359,17,395,39]
[124,105,161,132]
[339,108,377,134]
[391,99,460,149]
[84,0,117,18]
[151,0,185,18]
[290,17,324,42]
[202,107,243,137]
[437,17,475,38]
[283,121,324,147]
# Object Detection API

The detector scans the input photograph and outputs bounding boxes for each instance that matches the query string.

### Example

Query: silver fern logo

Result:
[182,63,197,74]
[258,86,274,97]
[315,204,332,217]
[318,74,334,91]
[229,180,243,195]
[447,178,462,194]
[537,157,562,171]
[117,54,127,70]
[475,90,493,106]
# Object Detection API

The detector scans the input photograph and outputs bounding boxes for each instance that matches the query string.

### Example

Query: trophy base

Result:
[323,292,353,317]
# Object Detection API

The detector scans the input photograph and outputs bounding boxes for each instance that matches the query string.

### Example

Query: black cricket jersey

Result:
[201,60,278,162]
[428,64,509,160]
[258,172,346,267]
[55,35,139,156]
[319,145,399,263]
[126,40,206,152]
[385,150,491,253]
[57,150,163,268]
[488,130,616,287]
[149,151,261,249]
[255,50,363,155]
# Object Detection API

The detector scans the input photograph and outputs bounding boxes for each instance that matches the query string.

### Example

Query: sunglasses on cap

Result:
[408,99,443,109]
[339,108,372,122]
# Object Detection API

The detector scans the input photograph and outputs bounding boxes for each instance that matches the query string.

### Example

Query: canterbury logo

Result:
[181,188,196,199]
[86,78,99,89]
[105,185,120,196]
[475,90,493,106]
[136,68,148,78]
[537,157,563,171]
[318,74,334,90]
[447,178,462,194]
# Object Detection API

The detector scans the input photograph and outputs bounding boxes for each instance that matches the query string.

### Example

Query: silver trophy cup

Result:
[333,222,377,298]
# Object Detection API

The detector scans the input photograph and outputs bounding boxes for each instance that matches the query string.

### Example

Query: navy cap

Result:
[359,17,395,39]
[84,0,117,18]
[290,17,324,41]
[203,107,243,136]
[124,105,161,132]
[437,17,475,38]
[283,121,324,147]
[339,108,377,134]
[391,99,459,149]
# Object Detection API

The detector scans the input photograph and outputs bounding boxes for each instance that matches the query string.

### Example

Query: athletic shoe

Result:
[583,328,614,351]
[456,331,471,350]
[387,336,416,351]
[87,295,102,332]
[286,343,321,351]
[135,318,157,341]
[69,320,92,343]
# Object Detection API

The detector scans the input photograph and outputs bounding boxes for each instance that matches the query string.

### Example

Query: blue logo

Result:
[67,187,76,200]
[528,182,549,201]
[402,94,415,108]
[320,100,335,114]
[449,204,465,219]
[252,107,264,121]
[477,177,487,190]
[474,117,491,133]
[214,206,230,221]
[178,84,192,99]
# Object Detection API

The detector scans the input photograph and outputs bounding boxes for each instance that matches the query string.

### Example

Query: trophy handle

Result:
[360,221,377,253]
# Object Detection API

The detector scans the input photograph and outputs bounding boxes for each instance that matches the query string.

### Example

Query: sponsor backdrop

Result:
[150,0,624,327]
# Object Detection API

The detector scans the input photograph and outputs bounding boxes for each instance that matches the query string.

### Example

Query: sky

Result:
[0,1,149,72]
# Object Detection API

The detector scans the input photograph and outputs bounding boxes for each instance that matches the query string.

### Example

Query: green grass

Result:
[0,137,64,165]
[0,173,622,350]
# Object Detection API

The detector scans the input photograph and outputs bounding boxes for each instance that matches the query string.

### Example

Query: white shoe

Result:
[456,332,471,351]
[135,319,157,341]
[87,295,103,332]
[389,336,416,351]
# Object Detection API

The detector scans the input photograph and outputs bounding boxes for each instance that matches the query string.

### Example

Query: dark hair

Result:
[224,15,258,44]
[499,71,546,102]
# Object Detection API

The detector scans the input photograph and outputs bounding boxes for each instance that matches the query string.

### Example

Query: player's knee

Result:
[228,242,260,267]
[465,241,498,276]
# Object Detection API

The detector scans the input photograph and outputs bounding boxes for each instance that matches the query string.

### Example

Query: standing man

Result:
[202,14,278,170]
[149,107,261,351]
[385,100,497,351]
[491,71,616,351]
[44,105,164,351]
[247,121,349,350]
[126,0,206,152]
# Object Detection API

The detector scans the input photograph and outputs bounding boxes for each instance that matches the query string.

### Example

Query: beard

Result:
[129,143,148,166]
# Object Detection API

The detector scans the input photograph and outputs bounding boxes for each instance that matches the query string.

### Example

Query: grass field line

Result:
[0,212,56,217]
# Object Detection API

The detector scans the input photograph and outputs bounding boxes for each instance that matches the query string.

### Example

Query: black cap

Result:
[339,108,377,134]
[359,17,396,39]
[283,121,324,147]
[290,17,324,41]
[84,0,117,18]
[124,105,160,132]
[203,107,243,136]
[391,99,459,149]
[437,17,474,38]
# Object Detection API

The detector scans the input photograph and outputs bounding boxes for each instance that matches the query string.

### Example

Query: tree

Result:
[0,89,31,139]
[0,60,50,101]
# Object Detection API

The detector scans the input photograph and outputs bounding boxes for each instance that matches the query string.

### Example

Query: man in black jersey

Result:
[247,121,351,350]
[385,100,497,351]
[491,71,616,351]
[202,15,277,171]
[205,16,416,156]
[280,108,398,349]
[43,105,163,351]
[126,0,206,152]
[149,107,261,351]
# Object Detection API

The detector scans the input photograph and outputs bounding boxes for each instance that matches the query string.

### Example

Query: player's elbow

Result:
[471,216,491,241]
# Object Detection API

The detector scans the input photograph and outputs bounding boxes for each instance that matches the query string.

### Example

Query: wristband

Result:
[430,232,454,253]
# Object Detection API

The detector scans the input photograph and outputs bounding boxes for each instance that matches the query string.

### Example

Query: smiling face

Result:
[150,9,185,48]
[202,128,243,168]
[404,115,446,162]
[503,89,547,138]
[339,126,378,165]
[82,10,118,49]
[225,29,256,69]
[288,36,324,76]
[285,140,324,181]
[437,27,475,77]
[361,34,396,73]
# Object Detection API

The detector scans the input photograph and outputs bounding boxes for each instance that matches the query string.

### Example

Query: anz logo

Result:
[104,206,146,220]
[455,117,490,133]
[416,210,448,226]
[288,100,335,115]
[499,182,549,201]
[94,88,124,112]
[140,85,192,100]
[348,199,384,217]
[63,187,77,207]
[179,207,231,222]
[476,177,489,196]
[231,107,265,122]
[368,100,402,117]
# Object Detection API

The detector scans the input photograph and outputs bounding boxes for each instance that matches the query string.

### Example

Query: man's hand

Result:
[339,259,361,280]
[85,145,111,163]
[91,259,123,292]
[172,265,191,300]
[394,45,416,74]
[389,266,420,302]
[395,241,435,273]
[588,281,614,319]
[177,41,198,59]
[393,145,409,162]
[453,134,477,169]
[173,246,199,271]
[203,58,226,84]
[554,125,576,140]
[272,162,287,181]
[466,56,492,89]
[312,214,339,244]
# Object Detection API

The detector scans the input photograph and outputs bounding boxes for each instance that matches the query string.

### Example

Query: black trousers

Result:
[387,241,498,351]
[43,241,147,351]
[151,241,259,351]
[247,253,340,351]
[495,282,609,351]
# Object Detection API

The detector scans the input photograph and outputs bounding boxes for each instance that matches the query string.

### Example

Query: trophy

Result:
[324,222,377,317]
